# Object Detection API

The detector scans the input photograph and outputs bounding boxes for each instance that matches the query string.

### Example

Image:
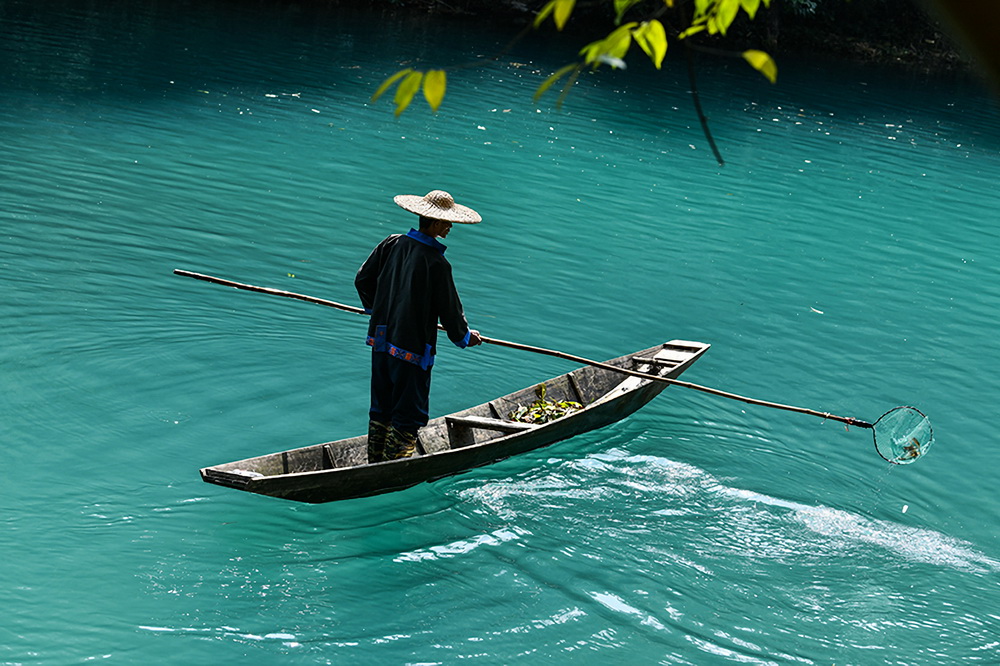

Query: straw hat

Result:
[393,190,482,224]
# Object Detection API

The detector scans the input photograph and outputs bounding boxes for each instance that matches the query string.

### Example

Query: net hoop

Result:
[872,406,933,465]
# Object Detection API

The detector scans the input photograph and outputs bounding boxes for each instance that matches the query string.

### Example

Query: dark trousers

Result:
[370,351,432,435]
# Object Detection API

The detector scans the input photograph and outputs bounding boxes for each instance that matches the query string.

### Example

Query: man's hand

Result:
[468,329,483,347]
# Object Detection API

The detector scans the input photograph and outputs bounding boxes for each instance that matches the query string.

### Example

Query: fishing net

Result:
[872,406,934,465]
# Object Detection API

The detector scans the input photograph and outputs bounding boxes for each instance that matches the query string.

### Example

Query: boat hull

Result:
[200,340,709,503]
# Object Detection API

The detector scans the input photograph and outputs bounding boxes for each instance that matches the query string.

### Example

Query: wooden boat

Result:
[200,339,710,503]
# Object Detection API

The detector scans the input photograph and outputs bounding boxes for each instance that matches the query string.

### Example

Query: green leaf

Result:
[393,70,424,116]
[633,20,668,69]
[580,23,636,66]
[679,22,706,39]
[739,0,761,20]
[715,0,740,35]
[604,24,634,60]
[371,68,413,103]
[579,38,604,65]
[509,383,582,424]
[534,0,574,30]
[533,63,578,103]
[553,0,575,30]
[742,49,777,83]
[422,69,447,112]
[613,0,643,24]
[533,0,556,28]
[555,66,582,109]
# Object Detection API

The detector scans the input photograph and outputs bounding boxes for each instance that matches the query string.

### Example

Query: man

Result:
[355,189,483,463]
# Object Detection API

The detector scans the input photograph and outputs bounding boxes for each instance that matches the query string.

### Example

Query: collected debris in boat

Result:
[509,383,583,424]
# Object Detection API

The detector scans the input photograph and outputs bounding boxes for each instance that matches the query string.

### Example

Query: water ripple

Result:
[4,1,1000,663]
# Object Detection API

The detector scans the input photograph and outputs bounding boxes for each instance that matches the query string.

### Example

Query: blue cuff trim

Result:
[456,330,471,349]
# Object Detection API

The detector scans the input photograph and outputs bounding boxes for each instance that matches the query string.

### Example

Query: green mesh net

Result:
[873,406,934,465]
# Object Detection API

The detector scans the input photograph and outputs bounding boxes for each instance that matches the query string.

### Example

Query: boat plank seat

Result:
[446,415,539,433]
[633,349,691,364]
[593,345,695,406]
[632,356,679,367]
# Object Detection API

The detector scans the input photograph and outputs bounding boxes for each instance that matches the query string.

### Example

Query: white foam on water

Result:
[589,591,669,631]
[718,486,1000,574]
[462,449,1000,575]
[394,526,528,563]
[138,625,301,647]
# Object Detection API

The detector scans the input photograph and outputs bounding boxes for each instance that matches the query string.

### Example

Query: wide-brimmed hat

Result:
[393,190,482,224]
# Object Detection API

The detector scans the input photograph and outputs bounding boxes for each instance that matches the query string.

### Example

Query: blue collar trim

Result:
[406,228,447,254]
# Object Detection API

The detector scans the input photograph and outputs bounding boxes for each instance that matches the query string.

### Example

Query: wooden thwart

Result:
[632,356,679,367]
[446,415,538,433]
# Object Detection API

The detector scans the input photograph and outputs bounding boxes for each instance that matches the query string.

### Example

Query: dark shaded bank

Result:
[0,0,969,75]
[324,0,969,72]
[741,0,966,71]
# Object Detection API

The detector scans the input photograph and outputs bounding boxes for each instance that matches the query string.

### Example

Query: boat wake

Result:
[717,485,1000,575]
[454,448,1000,576]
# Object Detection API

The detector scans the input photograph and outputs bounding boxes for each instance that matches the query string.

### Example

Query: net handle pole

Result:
[480,334,875,428]
[173,269,875,429]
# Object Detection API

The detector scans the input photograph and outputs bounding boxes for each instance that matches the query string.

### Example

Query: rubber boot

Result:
[384,426,418,460]
[367,420,390,463]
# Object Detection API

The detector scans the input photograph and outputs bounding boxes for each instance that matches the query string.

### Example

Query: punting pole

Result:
[173,269,873,428]
[175,269,935,464]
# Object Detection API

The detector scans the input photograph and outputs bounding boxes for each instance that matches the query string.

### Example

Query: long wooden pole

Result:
[173,269,875,429]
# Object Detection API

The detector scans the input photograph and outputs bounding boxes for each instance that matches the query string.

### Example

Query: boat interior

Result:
[210,340,709,480]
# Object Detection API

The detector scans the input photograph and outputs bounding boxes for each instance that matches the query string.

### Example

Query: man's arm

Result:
[437,262,479,348]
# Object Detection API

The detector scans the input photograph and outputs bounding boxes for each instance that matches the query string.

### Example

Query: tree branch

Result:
[684,43,725,166]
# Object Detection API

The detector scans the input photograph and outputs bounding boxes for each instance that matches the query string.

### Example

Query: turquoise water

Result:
[3,1,1000,662]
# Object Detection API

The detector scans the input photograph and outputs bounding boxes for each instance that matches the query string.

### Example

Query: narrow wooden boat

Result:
[200,339,710,503]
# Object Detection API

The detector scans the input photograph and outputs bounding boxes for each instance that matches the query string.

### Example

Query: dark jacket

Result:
[355,229,471,370]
